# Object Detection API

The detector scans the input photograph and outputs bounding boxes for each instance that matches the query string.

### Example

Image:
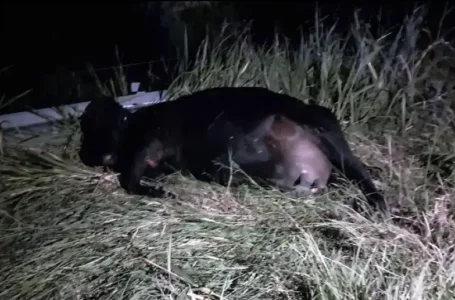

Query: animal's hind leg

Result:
[320,130,386,212]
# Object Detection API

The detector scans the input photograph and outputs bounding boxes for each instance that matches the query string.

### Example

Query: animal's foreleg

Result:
[119,146,169,198]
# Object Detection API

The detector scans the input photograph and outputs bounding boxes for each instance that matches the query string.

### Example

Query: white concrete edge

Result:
[0,89,169,130]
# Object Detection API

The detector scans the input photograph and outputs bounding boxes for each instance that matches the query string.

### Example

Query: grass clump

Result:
[2,6,455,300]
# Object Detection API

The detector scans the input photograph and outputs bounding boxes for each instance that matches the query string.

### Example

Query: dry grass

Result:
[2,7,455,300]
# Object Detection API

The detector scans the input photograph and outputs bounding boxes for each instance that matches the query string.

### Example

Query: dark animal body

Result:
[78,87,386,212]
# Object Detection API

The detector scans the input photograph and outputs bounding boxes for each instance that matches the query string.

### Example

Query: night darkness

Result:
[0,1,450,114]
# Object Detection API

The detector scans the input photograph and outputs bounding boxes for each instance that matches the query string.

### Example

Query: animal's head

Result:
[78,96,132,168]
[249,114,298,141]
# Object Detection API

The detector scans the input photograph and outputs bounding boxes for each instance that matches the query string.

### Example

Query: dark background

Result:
[0,1,451,114]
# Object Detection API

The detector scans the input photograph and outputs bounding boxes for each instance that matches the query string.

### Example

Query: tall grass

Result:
[167,8,454,133]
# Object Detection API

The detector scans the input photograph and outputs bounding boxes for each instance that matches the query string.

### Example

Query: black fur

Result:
[78,87,387,212]
[79,96,131,168]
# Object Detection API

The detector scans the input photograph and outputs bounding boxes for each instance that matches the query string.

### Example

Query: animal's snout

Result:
[292,173,312,193]
[310,186,327,195]
[102,154,116,166]
[292,172,327,196]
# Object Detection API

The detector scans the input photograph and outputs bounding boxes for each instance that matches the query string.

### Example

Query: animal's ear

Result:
[274,114,294,127]
[251,114,276,137]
